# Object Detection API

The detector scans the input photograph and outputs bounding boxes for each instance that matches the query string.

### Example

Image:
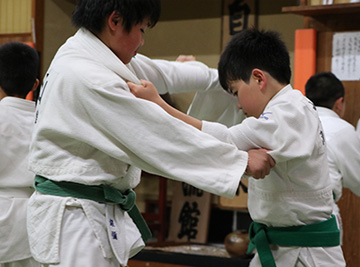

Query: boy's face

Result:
[109,19,150,64]
[229,78,266,118]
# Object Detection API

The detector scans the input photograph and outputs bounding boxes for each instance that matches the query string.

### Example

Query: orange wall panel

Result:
[294,29,317,95]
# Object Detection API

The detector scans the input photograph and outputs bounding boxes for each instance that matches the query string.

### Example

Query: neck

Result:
[265,77,287,102]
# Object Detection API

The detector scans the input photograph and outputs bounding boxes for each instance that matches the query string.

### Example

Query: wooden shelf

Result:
[282,3,360,16]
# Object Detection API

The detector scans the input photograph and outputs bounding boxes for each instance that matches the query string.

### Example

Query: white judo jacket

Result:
[316,107,360,200]
[27,28,248,265]
[317,107,360,243]
[0,97,36,263]
[201,86,345,266]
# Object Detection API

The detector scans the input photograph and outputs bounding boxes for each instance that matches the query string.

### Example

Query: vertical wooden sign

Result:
[221,0,258,51]
[168,182,211,243]
[219,179,248,211]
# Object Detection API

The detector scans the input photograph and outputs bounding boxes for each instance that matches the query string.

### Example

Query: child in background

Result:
[305,72,360,243]
[27,1,274,267]
[0,42,40,267]
[129,28,346,267]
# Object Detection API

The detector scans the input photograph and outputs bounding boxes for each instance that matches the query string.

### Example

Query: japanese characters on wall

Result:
[221,0,258,51]
[168,182,212,243]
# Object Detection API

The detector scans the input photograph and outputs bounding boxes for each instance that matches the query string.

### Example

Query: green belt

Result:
[34,175,152,243]
[247,215,340,267]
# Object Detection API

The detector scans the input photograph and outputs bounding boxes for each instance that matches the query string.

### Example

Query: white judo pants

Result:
[41,206,120,267]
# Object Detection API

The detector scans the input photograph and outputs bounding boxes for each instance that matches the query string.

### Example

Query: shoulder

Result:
[50,52,127,93]
[266,87,318,124]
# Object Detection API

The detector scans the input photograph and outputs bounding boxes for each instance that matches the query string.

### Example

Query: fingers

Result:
[269,155,276,168]
[127,80,146,94]
[246,149,275,179]
[254,148,276,169]
[251,164,270,179]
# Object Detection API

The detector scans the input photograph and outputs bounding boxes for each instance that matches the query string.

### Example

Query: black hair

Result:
[305,72,344,109]
[72,0,161,34]
[218,28,291,91]
[0,42,39,98]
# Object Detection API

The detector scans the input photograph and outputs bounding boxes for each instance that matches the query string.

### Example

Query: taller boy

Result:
[27,1,274,267]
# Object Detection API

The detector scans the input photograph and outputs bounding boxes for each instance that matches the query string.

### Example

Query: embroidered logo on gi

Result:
[111,231,118,240]
[109,219,115,227]
[260,112,272,120]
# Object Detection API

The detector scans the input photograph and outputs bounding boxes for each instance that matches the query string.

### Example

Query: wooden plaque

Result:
[168,182,211,243]
[221,0,258,51]
[219,179,248,211]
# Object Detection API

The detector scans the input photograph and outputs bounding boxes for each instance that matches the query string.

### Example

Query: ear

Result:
[333,96,345,117]
[31,79,40,92]
[107,11,121,31]
[252,68,266,90]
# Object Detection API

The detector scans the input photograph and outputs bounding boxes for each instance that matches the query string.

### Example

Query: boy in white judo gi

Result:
[27,1,275,267]
[0,42,40,267]
[129,28,346,267]
[305,72,360,243]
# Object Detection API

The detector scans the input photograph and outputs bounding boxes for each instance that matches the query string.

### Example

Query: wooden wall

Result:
[0,0,32,46]
[0,0,32,34]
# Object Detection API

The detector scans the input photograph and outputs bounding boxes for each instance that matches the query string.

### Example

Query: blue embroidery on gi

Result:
[111,231,118,240]
[260,112,272,120]
[109,219,114,227]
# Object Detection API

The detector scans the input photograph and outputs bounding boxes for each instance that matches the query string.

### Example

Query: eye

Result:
[140,29,145,34]
[233,91,238,96]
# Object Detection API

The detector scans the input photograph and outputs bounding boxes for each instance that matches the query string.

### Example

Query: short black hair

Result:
[218,28,291,91]
[72,0,161,34]
[305,72,344,109]
[0,42,39,98]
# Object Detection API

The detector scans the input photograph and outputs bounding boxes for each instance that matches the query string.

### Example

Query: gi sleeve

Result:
[202,96,324,164]
[35,66,248,198]
[128,54,221,95]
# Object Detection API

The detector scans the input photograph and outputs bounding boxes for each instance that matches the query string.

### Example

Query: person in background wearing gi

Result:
[27,1,275,267]
[129,28,346,267]
[0,42,40,267]
[305,71,360,244]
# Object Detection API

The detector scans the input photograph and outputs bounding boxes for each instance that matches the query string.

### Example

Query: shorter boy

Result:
[305,72,360,243]
[0,42,40,266]
[128,29,345,266]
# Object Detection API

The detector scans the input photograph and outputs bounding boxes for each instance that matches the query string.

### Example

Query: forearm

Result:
[129,79,202,130]
[158,99,202,130]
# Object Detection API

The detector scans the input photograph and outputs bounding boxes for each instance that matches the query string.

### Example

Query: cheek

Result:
[237,91,247,107]
[238,92,257,113]
[130,33,143,47]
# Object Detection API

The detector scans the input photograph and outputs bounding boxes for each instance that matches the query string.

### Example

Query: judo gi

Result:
[27,28,249,266]
[316,106,360,243]
[0,97,39,267]
[200,85,346,267]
